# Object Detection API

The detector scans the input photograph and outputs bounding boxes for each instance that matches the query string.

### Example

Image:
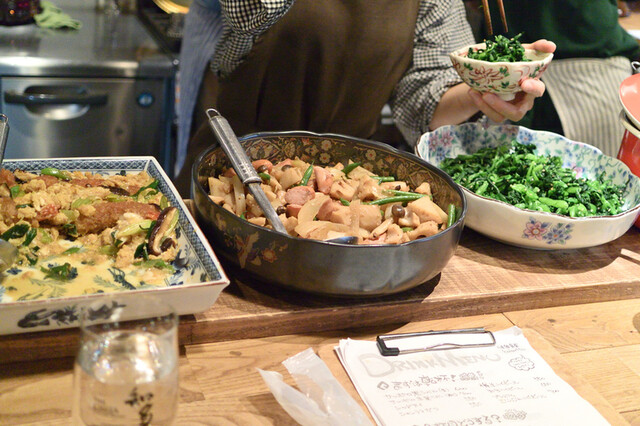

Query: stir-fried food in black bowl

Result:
[192,132,466,297]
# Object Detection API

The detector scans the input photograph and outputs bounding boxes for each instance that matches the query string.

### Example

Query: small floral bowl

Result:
[450,43,553,100]
[416,122,640,250]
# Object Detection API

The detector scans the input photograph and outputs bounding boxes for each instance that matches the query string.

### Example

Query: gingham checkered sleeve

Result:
[213,0,294,76]
[390,0,476,146]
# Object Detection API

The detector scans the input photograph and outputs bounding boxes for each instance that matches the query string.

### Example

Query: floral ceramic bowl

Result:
[192,131,466,297]
[416,122,640,250]
[450,43,553,100]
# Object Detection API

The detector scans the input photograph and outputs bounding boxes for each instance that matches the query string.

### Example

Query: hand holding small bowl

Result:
[450,38,555,102]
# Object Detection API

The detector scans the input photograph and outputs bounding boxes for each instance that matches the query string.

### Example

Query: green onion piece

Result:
[116,219,154,239]
[339,198,351,206]
[41,167,72,181]
[134,180,159,197]
[159,195,169,210]
[63,247,82,255]
[38,229,53,244]
[10,185,24,199]
[22,228,37,246]
[1,224,29,240]
[71,198,94,209]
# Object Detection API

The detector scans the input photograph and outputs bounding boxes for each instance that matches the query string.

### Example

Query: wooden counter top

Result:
[2,227,640,364]
[1,298,639,424]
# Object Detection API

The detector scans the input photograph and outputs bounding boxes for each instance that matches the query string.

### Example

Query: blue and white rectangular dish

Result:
[0,156,230,335]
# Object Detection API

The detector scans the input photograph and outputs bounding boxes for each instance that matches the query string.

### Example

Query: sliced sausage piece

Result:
[286,204,303,218]
[284,185,315,206]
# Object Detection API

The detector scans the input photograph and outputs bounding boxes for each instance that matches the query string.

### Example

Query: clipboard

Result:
[376,327,496,356]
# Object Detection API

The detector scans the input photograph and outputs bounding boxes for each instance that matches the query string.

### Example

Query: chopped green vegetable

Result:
[299,165,314,186]
[10,185,24,198]
[366,194,425,206]
[22,228,37,246]
[71,197,95,209]
[134,179,159,197]
[259,172,271,181]
[440,140,626,217]
[372,176,396,183]
[342,162,361,175]
[41,167,72,181]
[63,247,82,255]
[2,224,30,240]
[467,33,529,62]
[40,262,77,281]
[339,198,351,206]
[446,204,456,228]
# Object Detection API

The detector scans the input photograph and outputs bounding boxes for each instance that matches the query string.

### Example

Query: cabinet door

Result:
[1,76,167,161]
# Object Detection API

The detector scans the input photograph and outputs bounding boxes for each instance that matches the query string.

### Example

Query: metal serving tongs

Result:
[0,115,18,272]
[206,109,358,244]
[481,0,508,36]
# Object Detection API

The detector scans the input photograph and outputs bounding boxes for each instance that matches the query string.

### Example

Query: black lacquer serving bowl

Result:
[191,132,466,297]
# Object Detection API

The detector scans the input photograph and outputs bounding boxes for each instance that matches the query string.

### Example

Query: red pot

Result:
[618,110,640,228]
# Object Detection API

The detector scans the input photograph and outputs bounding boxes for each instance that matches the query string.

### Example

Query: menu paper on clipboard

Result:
[335,326,609,426]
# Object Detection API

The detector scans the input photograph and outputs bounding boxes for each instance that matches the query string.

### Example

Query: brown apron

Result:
[176,0,419,195]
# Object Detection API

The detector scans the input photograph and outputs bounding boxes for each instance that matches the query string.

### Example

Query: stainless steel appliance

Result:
[2,77,168,159]
[0,0,176,174]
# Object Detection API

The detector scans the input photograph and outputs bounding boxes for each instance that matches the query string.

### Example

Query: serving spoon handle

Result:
[206,109,289,235]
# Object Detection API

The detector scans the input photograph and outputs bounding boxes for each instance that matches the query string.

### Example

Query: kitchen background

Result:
[0,0,183,176]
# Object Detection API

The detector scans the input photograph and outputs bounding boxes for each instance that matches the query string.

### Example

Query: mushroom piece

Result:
[147,206,179,256]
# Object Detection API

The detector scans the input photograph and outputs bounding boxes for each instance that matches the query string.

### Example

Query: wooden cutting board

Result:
[2,226,640,364]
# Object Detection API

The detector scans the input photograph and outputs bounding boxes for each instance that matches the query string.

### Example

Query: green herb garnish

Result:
[467,33,529,62]
[40,262,78,281]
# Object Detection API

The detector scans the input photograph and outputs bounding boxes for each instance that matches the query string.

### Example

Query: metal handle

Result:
[0,114,8,165]
[206,109,288,235]
[4,91,108,106]
[206,109,262,186]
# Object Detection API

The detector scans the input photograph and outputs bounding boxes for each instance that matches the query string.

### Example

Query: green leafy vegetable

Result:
[467,33,529,62]
[440,140,626,217]
[2,224,30,240]
[40,262,78,281]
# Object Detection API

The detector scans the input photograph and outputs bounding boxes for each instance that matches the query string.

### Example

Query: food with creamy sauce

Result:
[206,159,456,244]
[0,167,179,302]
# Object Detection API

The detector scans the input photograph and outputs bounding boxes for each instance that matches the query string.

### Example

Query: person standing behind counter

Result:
[174,0,556,196]
[475,0,640,157]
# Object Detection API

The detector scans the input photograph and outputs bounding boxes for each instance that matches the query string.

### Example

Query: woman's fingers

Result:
[469,89,535,123]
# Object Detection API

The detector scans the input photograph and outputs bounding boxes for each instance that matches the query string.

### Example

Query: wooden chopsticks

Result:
[481,0,509,36]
